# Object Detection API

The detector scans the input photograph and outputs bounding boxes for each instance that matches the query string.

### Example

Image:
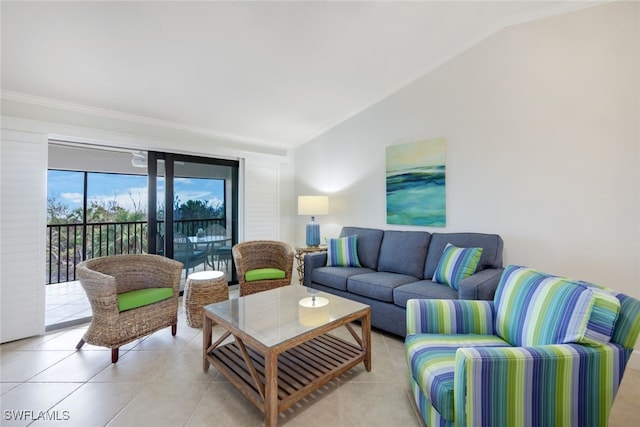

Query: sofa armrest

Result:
[303,251,328,287]
[454,343,623,427]
[406,299,494,335]
[458,268,504,300]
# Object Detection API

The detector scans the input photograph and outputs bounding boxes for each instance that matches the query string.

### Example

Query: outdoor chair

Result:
[75,254,183,363]
[174,232,208,278]
[204,224,232,271]
[232,240,294,296]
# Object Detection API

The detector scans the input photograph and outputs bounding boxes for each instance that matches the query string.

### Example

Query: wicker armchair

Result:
[75,254,183,363]
[232,240,294,296]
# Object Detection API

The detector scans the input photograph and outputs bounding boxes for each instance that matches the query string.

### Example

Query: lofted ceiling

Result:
[1,1,594,150]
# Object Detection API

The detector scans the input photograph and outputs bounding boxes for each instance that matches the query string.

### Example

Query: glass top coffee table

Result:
[202,285,371,427]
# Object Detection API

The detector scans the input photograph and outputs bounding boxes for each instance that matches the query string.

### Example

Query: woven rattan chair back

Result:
[232,240,294,296]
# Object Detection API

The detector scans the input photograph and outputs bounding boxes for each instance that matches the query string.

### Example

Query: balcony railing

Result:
[46,218,225,284]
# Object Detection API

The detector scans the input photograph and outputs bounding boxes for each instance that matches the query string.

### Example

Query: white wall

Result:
[294,2,639,298]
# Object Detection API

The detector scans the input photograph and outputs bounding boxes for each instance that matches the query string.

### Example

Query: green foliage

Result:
[47,196,82,224]
[174,199,223,220]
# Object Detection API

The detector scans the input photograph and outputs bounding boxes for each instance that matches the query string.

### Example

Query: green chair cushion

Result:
[117,288,174,312]
[245,268,286,282]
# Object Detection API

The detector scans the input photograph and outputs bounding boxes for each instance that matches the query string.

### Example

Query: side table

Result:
[184,270,228,328]
[294,245,327,285]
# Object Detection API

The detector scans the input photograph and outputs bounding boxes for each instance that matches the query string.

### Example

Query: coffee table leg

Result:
[264,350,279,427]
[203,314,212,372]
[362,311,372,372]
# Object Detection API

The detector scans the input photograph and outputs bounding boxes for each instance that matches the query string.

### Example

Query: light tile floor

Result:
[2,300,424,427]
[4,287,636,427]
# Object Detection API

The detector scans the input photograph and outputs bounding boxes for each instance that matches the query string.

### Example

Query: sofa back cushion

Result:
[339,227,384,270]
[494,265,606,347]
[424,233,503,279]
[377,230,431,278]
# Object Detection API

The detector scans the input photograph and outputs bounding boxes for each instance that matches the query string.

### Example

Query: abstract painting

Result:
[386,137,446,226]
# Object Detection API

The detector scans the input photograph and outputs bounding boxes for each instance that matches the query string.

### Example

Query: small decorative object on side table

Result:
[295,245,327,285]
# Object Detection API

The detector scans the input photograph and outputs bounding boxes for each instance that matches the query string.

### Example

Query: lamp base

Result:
[305,217,320,247]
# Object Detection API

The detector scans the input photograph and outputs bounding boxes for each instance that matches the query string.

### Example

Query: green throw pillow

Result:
[245,268,286,282]
[117,288,173,312]
[326,235,361,267]
[433,244,483,290]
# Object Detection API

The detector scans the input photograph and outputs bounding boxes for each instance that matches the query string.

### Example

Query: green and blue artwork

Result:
[386,137,446,227]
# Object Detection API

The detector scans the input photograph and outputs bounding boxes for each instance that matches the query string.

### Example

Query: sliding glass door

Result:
[148,152,239,284]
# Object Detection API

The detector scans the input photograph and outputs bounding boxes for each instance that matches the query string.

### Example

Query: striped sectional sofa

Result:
[405,265,640,427]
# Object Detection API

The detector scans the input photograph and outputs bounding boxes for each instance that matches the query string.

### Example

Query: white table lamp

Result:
[298,195,328,247]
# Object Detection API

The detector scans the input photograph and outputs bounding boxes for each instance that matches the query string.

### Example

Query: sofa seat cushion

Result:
[347,272,419,302]
[117,287,174,312]
[311,266,375,291]
[405,334,511,421]
[393,281,459,307]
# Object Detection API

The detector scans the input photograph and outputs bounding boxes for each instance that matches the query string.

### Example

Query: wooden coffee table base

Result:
[203,311,371,427]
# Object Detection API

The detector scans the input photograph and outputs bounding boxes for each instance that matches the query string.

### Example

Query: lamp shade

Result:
[297,196,329,216]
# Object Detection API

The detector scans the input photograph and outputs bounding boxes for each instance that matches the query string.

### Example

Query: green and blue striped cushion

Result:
[432,244,483,290]
[580,285,621,345]
[326,234,361,267]
[494,265,595,347]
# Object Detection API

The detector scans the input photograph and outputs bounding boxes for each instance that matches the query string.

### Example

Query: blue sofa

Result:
[304,226,504,336]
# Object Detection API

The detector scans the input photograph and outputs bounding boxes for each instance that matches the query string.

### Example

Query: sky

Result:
[47,170,225,213]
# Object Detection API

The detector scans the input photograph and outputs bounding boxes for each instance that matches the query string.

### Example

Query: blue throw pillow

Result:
[433,244,483,290]
[326,235,361,267]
